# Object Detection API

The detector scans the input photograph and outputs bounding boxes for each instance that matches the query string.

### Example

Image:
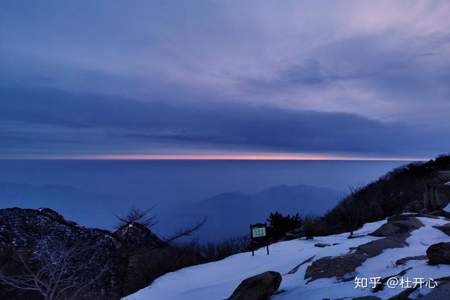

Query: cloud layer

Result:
[1,1,450,158]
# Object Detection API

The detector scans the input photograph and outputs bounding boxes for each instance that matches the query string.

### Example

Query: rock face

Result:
[0,207,168,300]
[228,271,282,300]
[427,242,450,264]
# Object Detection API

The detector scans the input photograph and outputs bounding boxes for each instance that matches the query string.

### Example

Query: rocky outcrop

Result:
[369,215,422,237]
[0,207,169,300]
[228,271,282,300]
[305,216,423,282]
[0,207,124,300]
[427,242,450,265]
[305,253,366,281]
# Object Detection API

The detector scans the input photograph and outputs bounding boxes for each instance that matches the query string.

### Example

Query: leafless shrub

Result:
[115,207,158,229]
[163,217,207,244]
[0,237,108,300]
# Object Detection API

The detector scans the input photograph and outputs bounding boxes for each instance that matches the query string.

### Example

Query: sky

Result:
[1,1,450,160]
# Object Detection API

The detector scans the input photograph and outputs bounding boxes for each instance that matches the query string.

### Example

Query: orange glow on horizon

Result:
[37,152,428,161]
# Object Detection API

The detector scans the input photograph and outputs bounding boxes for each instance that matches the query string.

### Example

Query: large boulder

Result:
[228,271,282,300]
[427,242,450,264]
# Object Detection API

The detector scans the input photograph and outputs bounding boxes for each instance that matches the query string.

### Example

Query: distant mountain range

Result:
[174,184,342,242]
[0,181,342,243]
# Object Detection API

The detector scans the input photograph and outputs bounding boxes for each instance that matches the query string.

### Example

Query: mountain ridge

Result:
[175,184,342,242]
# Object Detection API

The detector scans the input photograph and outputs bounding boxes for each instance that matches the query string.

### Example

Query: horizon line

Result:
[0,153,430,162]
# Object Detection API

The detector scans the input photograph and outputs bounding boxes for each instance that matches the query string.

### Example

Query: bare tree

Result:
[115,206,158,229]
[0,237,109,300]
[339,186,364,238]
[163,217,207,244]
[116,207,207,248]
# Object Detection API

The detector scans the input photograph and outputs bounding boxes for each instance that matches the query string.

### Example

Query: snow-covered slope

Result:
[124,216,450,300]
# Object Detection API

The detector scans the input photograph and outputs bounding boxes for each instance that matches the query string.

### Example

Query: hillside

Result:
[125,214,450,300]
[125,155,450,300]
[320,155,450,235]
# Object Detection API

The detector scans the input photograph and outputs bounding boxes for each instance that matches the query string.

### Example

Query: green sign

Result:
[252,227,266,238]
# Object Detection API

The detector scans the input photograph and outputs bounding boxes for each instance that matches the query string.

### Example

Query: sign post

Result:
[250,223,269,256]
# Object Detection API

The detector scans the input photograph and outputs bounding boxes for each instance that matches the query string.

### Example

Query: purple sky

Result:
[1,1,450,159]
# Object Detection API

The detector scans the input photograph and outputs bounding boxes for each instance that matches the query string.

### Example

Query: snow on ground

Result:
[124,217,450,300]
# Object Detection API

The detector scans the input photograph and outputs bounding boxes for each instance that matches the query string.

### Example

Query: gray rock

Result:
[228,271,282,300]
[427,242,450,264]
[395,255,427,265]
[305,216,423,282]
[357,236,406,257]
[369,218,422,237]
[304,253,366,281]
[434,223,450,236]
[305,236,409,282]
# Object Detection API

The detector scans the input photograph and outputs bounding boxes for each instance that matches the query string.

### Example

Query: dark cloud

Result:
[1,87,448,157]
